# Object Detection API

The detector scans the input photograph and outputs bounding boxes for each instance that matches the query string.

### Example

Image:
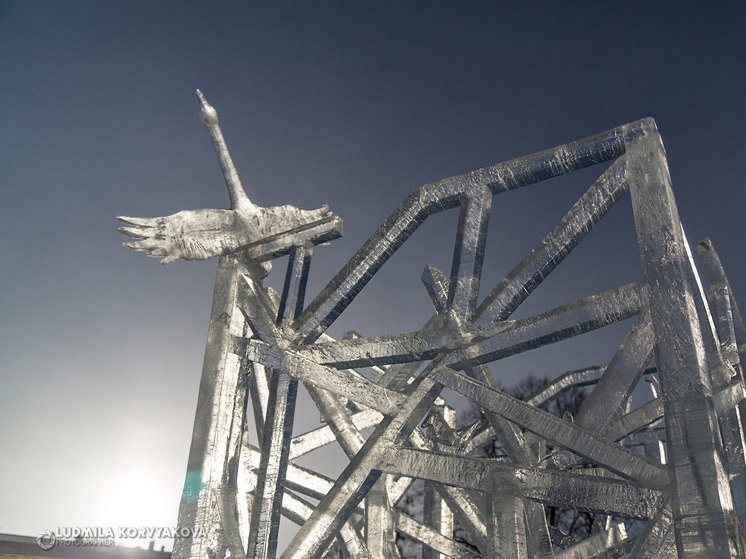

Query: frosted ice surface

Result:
[120,100,745,558]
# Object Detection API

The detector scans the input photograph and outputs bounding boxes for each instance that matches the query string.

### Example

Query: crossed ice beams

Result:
[255,126,742,557]
[244,289,665,558]
[147,110,746,558]
[240,238,744,549]
[237,132,660,557]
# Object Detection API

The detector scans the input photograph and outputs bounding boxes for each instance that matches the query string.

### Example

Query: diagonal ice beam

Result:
[265,336,489,552]
[708,284,742,371]
[423,265,450,312]
[474,157,629,328]
[248,362,270,442]
[376,447,661,519]
[551,523,628,559]
[297,328,455,369]
[281,375,444,559]
[300,283,644,370]
[246,445,364,515]
[431,367,668,486]
[628,500,675,559]
[546,311,655,470]
[244,339,406,415]
[246,216,343,263]
[573,311,654,431]
[289,408,383,460]
[447,283,645,369]
[526,366,606,407]
[244,455,370,558]
[394,510,481,559]
[294,119,655,343]
[607,398,664,442]
[248,450,478,559]
[236,275,285,341]
[421,266,536,465]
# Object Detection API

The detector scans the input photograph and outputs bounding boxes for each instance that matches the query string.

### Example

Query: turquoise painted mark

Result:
[181,470,202,502]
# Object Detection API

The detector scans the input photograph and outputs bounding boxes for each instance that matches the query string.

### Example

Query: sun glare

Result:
[99,467,175,552]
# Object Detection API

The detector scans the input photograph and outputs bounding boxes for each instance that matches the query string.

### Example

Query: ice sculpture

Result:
[120,91,746,558]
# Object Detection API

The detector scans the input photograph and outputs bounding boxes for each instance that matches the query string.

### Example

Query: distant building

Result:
[0,533,171,559]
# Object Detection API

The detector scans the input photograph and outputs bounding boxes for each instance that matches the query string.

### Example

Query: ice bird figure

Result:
[118,90,334,265]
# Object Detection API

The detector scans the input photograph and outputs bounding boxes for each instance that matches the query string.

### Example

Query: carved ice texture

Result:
[120,92,746,559]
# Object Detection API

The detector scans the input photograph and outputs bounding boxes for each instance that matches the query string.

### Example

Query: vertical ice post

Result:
[446,184,492,322]
[698,239,746,364]
[627,131,741,557]
[422,404,456,559]
[172,256,252,559]
[246,243,313,559]
[364,476,399,558]
[486,494,528,559]
[696,241,746,534]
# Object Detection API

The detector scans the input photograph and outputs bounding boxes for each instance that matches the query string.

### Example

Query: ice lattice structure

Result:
[121,93,746,558]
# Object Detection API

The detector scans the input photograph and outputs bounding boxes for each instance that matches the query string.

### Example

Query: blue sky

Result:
[0,0,744,551]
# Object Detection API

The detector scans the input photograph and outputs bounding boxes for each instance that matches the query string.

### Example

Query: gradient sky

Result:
[1,0,744,551]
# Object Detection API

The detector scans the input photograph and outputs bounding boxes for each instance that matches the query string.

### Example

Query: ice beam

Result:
[627,132,741,556]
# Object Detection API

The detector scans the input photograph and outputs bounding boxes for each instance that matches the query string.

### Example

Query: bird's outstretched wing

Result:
[118,204,332,264]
